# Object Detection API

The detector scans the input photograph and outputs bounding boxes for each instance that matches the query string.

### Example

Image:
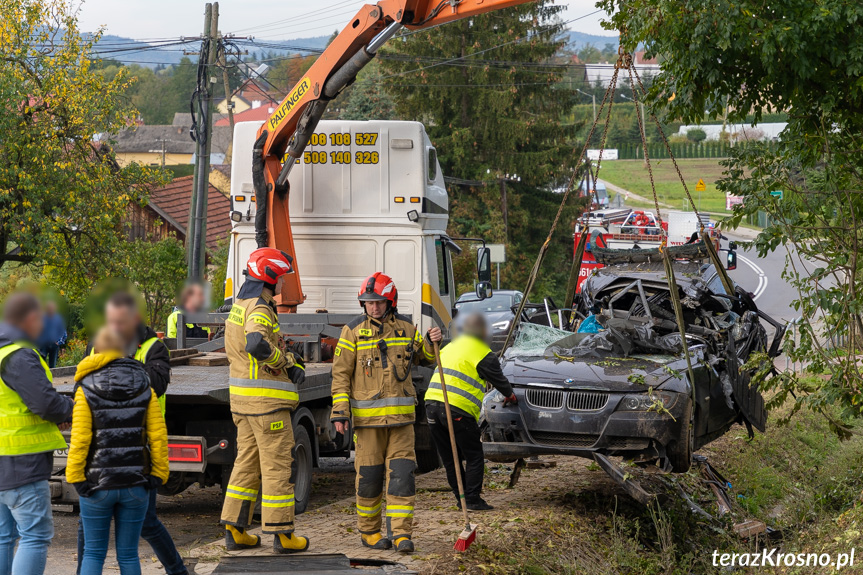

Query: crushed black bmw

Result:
[482,262,785,472]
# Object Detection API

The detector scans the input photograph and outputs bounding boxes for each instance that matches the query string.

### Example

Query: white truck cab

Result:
[226,120,467,333]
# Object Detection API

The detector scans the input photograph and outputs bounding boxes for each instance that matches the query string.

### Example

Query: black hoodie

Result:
[0,322,74,491]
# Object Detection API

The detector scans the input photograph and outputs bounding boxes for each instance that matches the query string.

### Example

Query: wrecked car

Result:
[482,261,785,472]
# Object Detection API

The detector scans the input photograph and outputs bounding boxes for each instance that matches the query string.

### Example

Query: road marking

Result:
[738,254,768,300]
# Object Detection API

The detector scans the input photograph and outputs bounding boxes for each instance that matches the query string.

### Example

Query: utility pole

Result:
[575,88,596,123]
[219,34,235,149]
[148,138,167,169]
[188,2,218,282]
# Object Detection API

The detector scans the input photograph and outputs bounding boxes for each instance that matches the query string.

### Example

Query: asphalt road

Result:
[725,230,799,326]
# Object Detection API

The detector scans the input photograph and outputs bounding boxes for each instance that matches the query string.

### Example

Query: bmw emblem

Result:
[564,378,574,384]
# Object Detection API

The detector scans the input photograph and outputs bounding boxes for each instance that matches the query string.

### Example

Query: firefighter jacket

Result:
[66,353,168,492]
[331,311,434,428]
[225,280,301,415]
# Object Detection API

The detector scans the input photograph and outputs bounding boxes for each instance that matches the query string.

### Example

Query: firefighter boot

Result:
[225,525,261,550]
[274,533,310,554]
[394,536,414,553]
[361,533,392,550]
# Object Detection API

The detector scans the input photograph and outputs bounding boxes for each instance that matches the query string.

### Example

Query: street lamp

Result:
[574,88,596,123]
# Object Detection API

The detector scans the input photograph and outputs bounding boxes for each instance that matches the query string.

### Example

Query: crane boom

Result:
[253,0,536,311]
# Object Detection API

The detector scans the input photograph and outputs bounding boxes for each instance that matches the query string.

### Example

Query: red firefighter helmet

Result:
[246,248,293,285]
[358,272,398,310]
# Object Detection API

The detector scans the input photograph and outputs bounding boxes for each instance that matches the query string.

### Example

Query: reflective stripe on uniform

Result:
[425,335,492,421]
[356,502,382,517]
[225,485,258,501]
[336,340,356,353]
[134,337,166,417]
[229,377,299,402]
[332,393,350,404]
[427,380,483,409]
[386,505,414,517]
[355,337,412,350]
[248,355,259,379]
[261,494,295,508]
[264,348,281,366]
[349,396,415,418]
[248,312,273,327]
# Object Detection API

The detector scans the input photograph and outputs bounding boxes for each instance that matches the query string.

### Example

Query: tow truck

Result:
[51,0,539,509]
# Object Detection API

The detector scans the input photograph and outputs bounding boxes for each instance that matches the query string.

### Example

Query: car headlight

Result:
[492,320,511,331]
[485,389,507,404]
[618,391,678,412]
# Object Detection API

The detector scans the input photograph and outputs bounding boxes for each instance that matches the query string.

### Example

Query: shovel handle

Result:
[433,341,471,528]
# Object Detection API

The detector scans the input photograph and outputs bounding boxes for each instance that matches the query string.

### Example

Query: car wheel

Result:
[667,398,693,473]
[292,424,313,514]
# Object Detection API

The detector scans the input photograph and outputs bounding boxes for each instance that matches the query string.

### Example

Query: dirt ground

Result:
[44,451,642,574]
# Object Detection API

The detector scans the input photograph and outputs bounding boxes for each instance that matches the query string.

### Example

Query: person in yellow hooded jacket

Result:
[66,327,168,575]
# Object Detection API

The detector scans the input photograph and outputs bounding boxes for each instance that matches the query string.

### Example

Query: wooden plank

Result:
[187,353,230,367]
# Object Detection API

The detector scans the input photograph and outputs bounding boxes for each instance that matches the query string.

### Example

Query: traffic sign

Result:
[770,190,783,200]
[487,244,506,263]
[695,179,706,192]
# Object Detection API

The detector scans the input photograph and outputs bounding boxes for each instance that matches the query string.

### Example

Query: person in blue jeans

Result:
[0,293,74,575]
[67,327,169,575]
[75,292,186,575]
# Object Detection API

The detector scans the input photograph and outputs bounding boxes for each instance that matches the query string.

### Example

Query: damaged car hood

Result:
[502,354,689,392]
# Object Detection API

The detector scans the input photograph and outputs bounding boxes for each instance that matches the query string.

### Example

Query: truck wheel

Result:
[158,471,189,496]
[416,447,441,474]
[292,424,313,515]
[667,399,693,473]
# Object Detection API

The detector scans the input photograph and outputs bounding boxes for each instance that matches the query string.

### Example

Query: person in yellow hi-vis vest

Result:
[76,291,188,575]
[331,273,442,553]
[0,292,73,575]
[424,312,517,512]
[220,248,309,554]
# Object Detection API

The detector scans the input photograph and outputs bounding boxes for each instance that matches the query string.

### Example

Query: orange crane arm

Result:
[252,0,536,311]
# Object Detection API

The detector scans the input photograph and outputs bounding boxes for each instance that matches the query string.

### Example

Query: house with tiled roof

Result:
[127,174,232,257]
[103,124,233,167]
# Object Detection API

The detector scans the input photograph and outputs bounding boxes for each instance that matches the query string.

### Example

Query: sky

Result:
[73,0,615,41]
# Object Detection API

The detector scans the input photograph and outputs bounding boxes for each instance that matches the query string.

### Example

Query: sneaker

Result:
[466,498,494,511]
[394,536,414,553]
[274,533,310,554]
[361,533,392,550]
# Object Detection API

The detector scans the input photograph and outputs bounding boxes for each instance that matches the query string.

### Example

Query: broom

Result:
[432,341,478,552]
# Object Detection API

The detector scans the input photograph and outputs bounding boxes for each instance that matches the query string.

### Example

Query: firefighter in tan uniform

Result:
[331,273,442,553]
[220,248,310,553]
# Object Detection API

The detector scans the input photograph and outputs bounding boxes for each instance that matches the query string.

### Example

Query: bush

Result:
[686,128,707,143]
[57,338,87,367]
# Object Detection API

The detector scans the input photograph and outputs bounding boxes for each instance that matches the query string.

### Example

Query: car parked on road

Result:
[455,290,524,352]
[482,262,785,472]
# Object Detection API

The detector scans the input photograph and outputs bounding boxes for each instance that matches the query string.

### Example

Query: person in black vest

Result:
[66,327,168,575]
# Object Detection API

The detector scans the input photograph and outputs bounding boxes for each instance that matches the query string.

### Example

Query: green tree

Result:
[685,128,706,143]
[380,1,585,297]
[125,236,187,328]
[0,0,165,301]
[602,0,863,431]
[341,61,397,121]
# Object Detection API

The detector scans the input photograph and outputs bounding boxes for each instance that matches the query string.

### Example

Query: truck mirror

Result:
[726,250,737,271]
[477,247,492,283]
[476,281,493,300]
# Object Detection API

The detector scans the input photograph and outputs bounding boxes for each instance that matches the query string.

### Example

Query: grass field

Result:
[598,158,733,214]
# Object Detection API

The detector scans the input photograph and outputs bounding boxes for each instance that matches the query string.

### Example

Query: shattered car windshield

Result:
[504,322,689,360]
